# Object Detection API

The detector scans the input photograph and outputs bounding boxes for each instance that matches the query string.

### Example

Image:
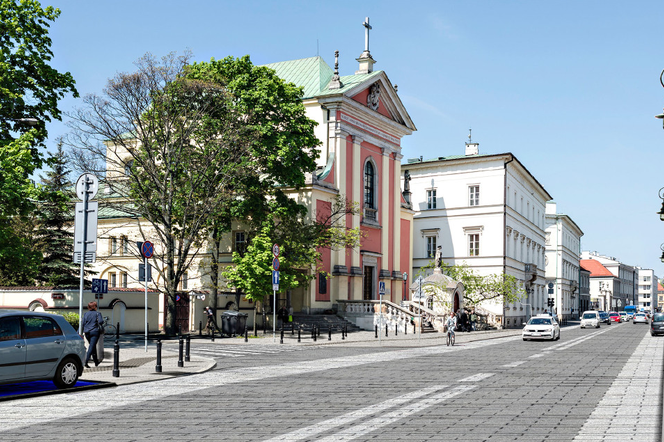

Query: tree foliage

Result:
[439,262,526,307]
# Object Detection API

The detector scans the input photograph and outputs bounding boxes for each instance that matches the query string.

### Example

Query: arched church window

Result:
[364,160,377,221]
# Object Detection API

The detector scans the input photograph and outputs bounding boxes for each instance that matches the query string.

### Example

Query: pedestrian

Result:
[81,301,104,368]
[470,309,477,331]
[205,306,216,334]
[460,308,469,332]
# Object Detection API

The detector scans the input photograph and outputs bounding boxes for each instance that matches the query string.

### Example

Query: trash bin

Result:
[221,310,248,337]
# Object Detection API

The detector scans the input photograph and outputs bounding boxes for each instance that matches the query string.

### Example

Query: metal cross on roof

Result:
[363,17,372,52]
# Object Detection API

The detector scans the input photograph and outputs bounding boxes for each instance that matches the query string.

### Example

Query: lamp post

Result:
[660,243,664,264]
[656,70,664,128]
[657,188,664,221]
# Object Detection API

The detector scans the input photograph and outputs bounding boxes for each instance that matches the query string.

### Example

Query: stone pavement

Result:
[82,322,573,386]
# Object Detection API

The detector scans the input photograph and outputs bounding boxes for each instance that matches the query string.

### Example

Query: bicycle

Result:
[446,327,455,346]
[103,316,117,336]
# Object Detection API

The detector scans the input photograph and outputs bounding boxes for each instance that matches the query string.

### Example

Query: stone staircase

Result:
[291,313,363,334]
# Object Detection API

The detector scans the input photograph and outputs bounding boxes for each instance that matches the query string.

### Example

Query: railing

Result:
[338,300,423,332]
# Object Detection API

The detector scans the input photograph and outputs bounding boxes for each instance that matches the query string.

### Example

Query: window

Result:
[644,276,652,282]
[109,272,117,287]
[0,317,21,341]
[121,272,128,288]
[469,233,480,256]
[124,160,133,176]
[24,317,61,339]
[364,161,377,220]
[426,236,437,258]
[469,185,480,206]
[182,272,188,290]
[234,231,247,255]
[110,237,118,255]
[426,189,436,209]
[122,236,129,255]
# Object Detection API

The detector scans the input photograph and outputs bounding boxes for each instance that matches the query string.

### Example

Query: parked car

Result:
[598,311,611,325]
[580,311,601,329]
[651,313,664,336]
[633,313,648,324]
[0,310,86,388]
[608,312,621,323]
[522,315,560,341]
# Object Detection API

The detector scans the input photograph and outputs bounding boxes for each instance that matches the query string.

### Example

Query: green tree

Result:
[0,0,77,284]
[34,142,80,287]
[439,262,526,307]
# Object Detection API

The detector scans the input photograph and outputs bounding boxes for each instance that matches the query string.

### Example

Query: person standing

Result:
[81,301,104,368]
[470,309,477,331]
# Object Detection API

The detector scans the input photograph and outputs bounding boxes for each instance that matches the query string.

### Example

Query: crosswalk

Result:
[165,343,327,359]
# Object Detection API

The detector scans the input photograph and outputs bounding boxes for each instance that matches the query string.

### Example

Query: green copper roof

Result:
[263,56,382,99]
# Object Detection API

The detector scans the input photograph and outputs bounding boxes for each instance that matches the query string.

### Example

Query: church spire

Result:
[356,17,376,74]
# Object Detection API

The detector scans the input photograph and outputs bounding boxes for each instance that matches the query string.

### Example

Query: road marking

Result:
[263,385,448,442]
[502,361,525,368]
[314,386,476,442]
[529,353,545,358]
[458,373,494,382]
[0,336,517,432]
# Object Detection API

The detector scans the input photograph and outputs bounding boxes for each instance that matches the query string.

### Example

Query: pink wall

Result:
[316,199,332,302]
[350,88,391,119]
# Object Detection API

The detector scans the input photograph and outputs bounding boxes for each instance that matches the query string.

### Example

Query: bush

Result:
[60,312,80,331]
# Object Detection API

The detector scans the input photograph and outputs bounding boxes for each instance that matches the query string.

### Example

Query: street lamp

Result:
[658,188,664,221]
[660,243,664,263]
[657,70,664,128]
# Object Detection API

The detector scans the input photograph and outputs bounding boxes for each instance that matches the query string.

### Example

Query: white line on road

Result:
[458,373,494,382]
[262,385,448,442]
[314,385,476,442]
[502,361,526,368]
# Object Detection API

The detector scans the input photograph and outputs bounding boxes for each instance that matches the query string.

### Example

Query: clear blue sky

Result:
[43,0,664,275]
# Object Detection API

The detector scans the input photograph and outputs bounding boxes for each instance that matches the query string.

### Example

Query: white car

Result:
[523,315,560,341]
[633,313,648,324]
[580,311,600,329]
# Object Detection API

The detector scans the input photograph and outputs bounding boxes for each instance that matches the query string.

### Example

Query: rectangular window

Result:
[109,272,117,287]
[426,236,437,258]
[318,272,327,294]
[122,237,129,255]
[110,237,118,255]
[469,185,480,206]
[234,231,246,255]
[426,189,436,209]
[121,272,128,288]
[182,272,188,290]
[469,234,480,256]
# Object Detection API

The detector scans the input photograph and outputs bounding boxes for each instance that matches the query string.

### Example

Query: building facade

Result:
[636,268,659,311]
[403,142,552,328]
[544,202,583,320]
[581,252,635,310]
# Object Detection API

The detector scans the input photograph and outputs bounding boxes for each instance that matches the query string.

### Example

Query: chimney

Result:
[465,142,479,156]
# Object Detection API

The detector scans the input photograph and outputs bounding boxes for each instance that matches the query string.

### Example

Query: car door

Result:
[23,315,66,379]
[0,316,26,382]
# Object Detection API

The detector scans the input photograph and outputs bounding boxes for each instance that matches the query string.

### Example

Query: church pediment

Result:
[346,75,414,130]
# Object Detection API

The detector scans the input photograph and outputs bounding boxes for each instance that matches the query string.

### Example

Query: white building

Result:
[580,252,636,310]
[402,141,552,328]
[544,202,583,321]
[636,268,658,311]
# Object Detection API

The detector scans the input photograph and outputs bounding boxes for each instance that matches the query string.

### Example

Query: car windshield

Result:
[653,313,664,321]
[583,313,596,319]
[528,318,551,325]
[636,314,645,317]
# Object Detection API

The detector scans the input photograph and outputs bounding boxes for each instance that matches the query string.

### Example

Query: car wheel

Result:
[596,324,600,328]
[53,357,80,389]
[522,338,528,341]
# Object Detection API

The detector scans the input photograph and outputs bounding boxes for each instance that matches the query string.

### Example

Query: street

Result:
[0,323,660,441]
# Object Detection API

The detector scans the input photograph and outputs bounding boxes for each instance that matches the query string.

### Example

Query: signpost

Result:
[91,278,108,299]
[272,244,279,342]
[139,240,154,352]
[378,281,386,344]
[73,173,99,334]
[416,275,424,342]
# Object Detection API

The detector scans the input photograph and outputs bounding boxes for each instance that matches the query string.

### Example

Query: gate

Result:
[163,292,190,333]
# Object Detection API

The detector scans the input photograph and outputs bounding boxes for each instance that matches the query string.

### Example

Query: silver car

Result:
[0,310,86,388]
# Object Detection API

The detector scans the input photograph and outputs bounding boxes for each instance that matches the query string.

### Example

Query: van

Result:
[580,310,601,329]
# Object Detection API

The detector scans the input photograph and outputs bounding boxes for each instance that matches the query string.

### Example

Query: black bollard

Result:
[328,327,332,341]
[280,326,284,344]
[155,339,162,373]
[199,321,202,336]
[298,327,301,343]
[386,324,388,337]
[185,334,191,362]
[375,325,378,339]
[211,325,215,342]
[116,322,120,340]
[244,325,248,342]
[395,324,398,336]
[342,325,345,340]
[178,334,184,367]
[313,326,317,342]
[404,323,407,335]
[413,323,416,334]
[112,339,120,377]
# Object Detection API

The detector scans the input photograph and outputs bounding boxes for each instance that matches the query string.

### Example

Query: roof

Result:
[580,259,614,277]
[263,56,383,99]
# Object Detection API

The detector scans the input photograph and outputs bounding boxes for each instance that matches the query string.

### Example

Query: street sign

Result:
[73,201,98,263]
[76,173,98,201]
[272,270,280,291]
[91,279,108,294]
[139,263,152,282]
[379,281,386,296]
[142,241,154,258]
[272,257,280,271]
[272,244,280,257]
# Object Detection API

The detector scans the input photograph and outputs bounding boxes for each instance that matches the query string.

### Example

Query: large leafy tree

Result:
[440,262,525,307]
[0,0,77,284]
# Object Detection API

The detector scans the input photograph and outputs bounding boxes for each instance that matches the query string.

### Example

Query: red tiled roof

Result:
[580,259,614,277]
[658,283,664,292]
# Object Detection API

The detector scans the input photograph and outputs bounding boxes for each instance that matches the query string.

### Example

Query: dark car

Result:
[651,313,664,336]
[0,310,86,388]
[599,311,611,325]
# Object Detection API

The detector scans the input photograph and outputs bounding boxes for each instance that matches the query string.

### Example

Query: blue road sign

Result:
[142,241,154,258]
[379,281,386,296]
[91,278,108,294]
[272,270,280,285]
[272,257,280,271]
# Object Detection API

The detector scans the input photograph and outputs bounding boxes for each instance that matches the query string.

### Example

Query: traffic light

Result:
[547,298,554,307]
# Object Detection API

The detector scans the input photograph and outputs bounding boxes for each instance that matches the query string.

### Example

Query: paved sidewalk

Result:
[83,322,578,386]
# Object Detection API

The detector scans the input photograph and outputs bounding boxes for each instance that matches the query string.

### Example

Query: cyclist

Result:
[446,311,457,346]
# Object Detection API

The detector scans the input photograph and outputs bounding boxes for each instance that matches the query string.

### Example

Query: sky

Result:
[40,0,664,274]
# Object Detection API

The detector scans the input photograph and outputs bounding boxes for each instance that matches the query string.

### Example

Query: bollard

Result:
[185,334,191,362]
[328,327,332,341]
[211,325,215,342]
[413,323,416,334]
[298,327,301,343]
[404,323,407,335]
[386,324,388,337]
[375,325,378,339]
[292,323,295,335]
[280,326,284,344]
[199,321,202,336]
[244,325,248,342]
[179,324,182,337]
[313,326,317,342]
[155,339,162,373]
[178,334,184,367]
[342,325,345,340]
[112,339,120,377]
[116,322,120,340]
[395,324,398,336]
